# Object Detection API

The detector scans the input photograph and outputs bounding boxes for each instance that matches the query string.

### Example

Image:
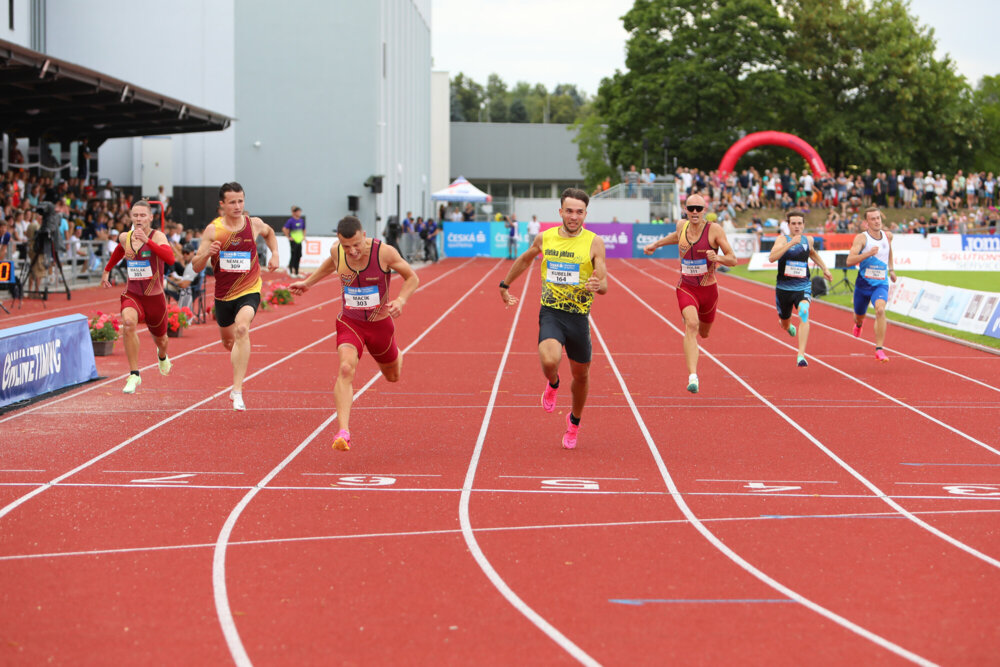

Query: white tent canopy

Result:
[431,176,492,203]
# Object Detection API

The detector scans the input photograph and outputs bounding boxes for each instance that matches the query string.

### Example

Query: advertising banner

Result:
[728,233,760,259]
[956,292,1000,335]
[631,224,678,258]
[489,222,532,258]
[984,300,1000,340]
[932,287,974,326]
[886,277,923,316]
[961,235,1000,252]
[1,314,98,408]
[908,281,948,322]
[442,223,491,257]
[924,251,1000,271]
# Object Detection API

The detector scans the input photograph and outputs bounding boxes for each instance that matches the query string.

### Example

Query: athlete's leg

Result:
[228,305,257,392]
[567,358,590,419]
[873,299,888,347]
[698,321,713,338]
[121,306,141,372]
[797,300,811,356]
[538,339,562,385]
[377,354,402,383]
[681,305,700,374]
[335,344,360,432]
[152,333,169,363]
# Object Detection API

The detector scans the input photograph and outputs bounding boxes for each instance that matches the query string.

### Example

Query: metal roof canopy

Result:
[0,38,231,146]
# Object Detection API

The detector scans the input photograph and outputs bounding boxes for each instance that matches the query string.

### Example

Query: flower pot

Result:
[92,340,114,356]
[167,327,183,338]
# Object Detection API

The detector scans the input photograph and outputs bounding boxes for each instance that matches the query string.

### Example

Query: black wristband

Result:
[499,281,510,289]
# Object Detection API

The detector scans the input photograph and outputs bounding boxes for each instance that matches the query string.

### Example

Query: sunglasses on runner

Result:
[686,205,705,212]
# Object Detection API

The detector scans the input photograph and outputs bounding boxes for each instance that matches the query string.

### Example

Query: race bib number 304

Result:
[546,261,580,285]
[784,260,808,278]
[864,267,887,281]
[126,259,152,280]
[219,251,252,272]
[345,285,380,309]
[681,258,708,276]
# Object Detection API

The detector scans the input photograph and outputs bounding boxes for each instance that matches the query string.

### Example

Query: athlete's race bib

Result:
[681,258,708,276]
[863,267,887,281]
[784,260,808,278]
[126,259,152,280]
[546,261,580,285]
[219,251,252,272]
[345,285,380,309]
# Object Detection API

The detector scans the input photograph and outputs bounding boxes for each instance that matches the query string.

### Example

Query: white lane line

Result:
[612,272,1000,573]
[629,262,1000,457]
[499,475,640,481]
[0,259,474,425]
[653,259,1000,393]
[212,259,510,667]
[103,470,245,475]
[457,270,600,667]
[696,479,840,484]
[588,313,935,666]
[0,260,477,521]
[9,507,1000,564]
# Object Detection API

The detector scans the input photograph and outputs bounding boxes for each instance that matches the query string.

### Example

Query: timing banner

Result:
[0,260,14,283]
[1,314,98,408]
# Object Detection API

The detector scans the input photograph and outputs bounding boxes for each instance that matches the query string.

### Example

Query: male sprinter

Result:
[768,209,832,366]
[191,182,279,410]
[101,200,174,393]
[288,216,418,451]
[499,188,607,449]
[643,193,737,393]
[846,206,896,361]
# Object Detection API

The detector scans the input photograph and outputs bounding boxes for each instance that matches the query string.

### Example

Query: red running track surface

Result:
[1,257,998,665]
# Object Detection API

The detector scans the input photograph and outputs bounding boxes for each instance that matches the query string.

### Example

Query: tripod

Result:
[830,252,853,294]
[18,231,71,306]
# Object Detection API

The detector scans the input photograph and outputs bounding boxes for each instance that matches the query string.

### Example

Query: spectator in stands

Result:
[527,215,540,246]
[0,219,10,261]
[420,217,439,263]
[626,164,639,198]
[462,203,475,221]
[505,214,519,260]
[165,242,198,308]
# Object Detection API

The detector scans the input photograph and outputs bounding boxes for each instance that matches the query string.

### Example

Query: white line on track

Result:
[654,259,1000,393]
[0,259,473,425]
[611,272,1000,572]
[588,313,935,666]
[0,260,476,521]
[7,508,1000,563]
[212,259,516,667]
[457,269,600,667]
[629,262,1000,457]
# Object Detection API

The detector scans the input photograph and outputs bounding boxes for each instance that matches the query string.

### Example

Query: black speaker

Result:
[811,275,828,296]
[347,195,359,211]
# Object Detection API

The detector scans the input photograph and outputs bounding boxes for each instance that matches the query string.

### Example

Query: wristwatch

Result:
[499,281,510,289]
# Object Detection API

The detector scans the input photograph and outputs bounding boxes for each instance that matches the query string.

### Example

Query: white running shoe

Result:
[686,373,699,394]
[230,390,246,411]
[158,355,172,376]
[123,374,141,394]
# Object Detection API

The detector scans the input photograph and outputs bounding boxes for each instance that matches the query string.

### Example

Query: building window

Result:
[532,183,553,198]
[511,183,530,200]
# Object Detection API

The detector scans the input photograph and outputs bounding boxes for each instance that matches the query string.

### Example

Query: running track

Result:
[2,258,999,665]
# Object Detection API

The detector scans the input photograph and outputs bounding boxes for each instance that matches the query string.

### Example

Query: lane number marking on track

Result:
[541,479,600,491]
[943,485,1000,496]
[745,482,803,493]
[333,475,396,487]
[131,473,197,484]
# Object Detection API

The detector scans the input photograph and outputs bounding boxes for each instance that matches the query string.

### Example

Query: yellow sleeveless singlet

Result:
[539,226,596,315]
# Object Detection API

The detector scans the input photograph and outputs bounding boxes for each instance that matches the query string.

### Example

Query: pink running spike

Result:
[562,413,579,450]
[875,349,889,363]
[333,429,351,451]
[852,323,862,337]
[541,380,558,413]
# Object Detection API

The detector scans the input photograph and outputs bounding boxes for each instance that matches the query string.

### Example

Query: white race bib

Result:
[784,260,808,278]
[219,251,252,272]
[126,259,152,280]
[546,261,580,285]
[345,285,380,309]
[864,267,886,281]
[681,258,708,276]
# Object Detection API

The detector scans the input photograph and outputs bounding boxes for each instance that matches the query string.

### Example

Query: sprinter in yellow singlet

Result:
[498,188,608,449]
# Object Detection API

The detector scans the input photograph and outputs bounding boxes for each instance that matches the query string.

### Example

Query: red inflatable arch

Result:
[717,131,827,180]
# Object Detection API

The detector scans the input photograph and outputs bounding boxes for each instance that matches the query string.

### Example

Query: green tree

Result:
[572,103,617,192]
[973,75,1000,173]
[450,73,484,122]
[486,74,509,122]
[509,99,529,123]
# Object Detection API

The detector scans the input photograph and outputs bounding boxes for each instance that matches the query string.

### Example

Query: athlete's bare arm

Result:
[380,242,419,318]
[588,236,608,295]
[499,233,544,306]
[289,243,339,295]
[190,224,218,273]
[768,233,803,262]
[643,230,680,255]
[886,231,897,282]
[706,226,737,267]
[251,217,280,272]
[808,237,833,282]
[846,233,875,266]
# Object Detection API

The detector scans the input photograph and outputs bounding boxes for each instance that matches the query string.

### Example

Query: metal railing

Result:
[592,181,681,221]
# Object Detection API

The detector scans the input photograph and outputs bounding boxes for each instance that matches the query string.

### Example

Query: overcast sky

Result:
[431,0,999,97]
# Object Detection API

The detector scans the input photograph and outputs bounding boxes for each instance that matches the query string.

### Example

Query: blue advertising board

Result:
[1,314,98,408]
[985,301,1000,340]
[442,223,491,257]
[631,224,679,259]
[962,235,1000,252]
[489,222,531,258]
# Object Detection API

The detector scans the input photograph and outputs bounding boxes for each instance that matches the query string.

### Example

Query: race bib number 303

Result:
[345,285,380,309]
[546,261,580,285]
[219,251,252,272]
[126,259,152,280]
[784,260,808,278]
[681,258,708,276]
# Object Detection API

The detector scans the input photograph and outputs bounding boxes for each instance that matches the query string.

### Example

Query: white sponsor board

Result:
[275,236,338,269]
[750,249,1000,271]
[729,233,759,259]
[892,234,962,252]
[886,277,925,316]
[908,281,948,323]
[957,292,1000,335]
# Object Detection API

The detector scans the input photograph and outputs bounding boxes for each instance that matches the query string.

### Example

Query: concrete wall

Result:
[1,0,32,46]
[430,71,450,195]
